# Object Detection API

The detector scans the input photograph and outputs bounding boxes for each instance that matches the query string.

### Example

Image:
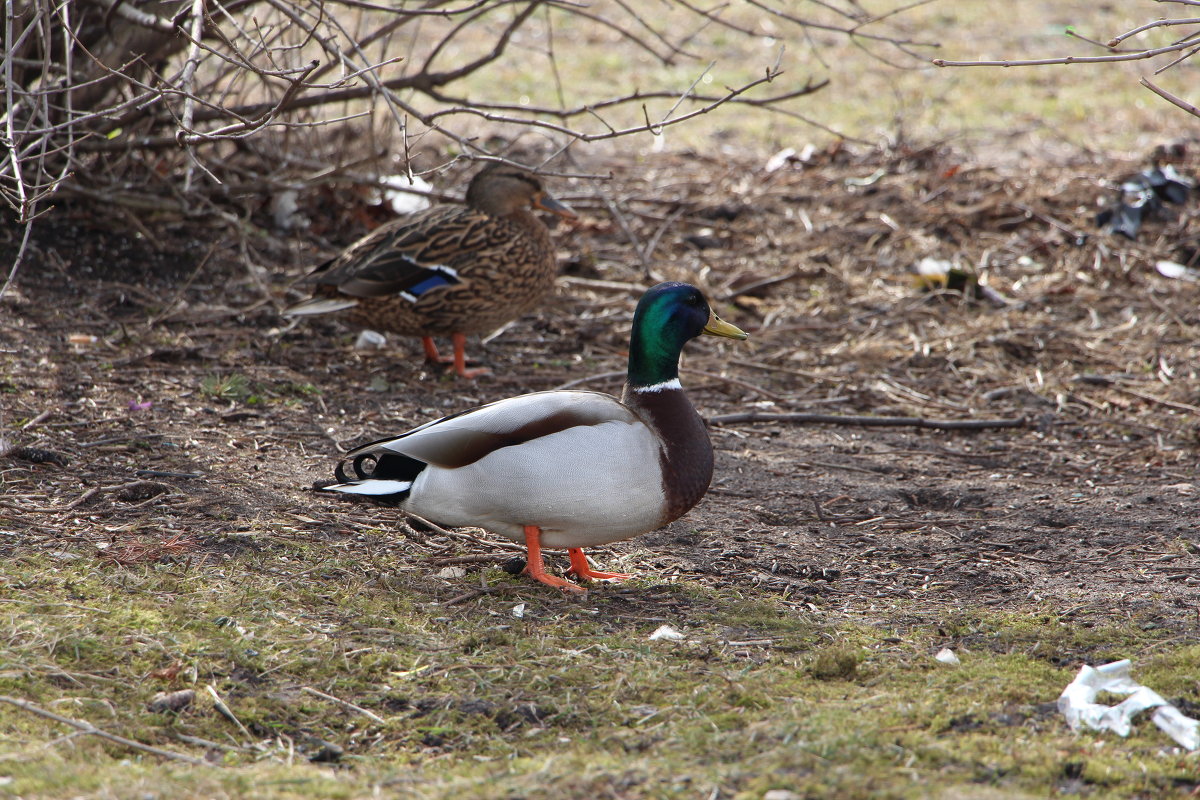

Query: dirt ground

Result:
[2,143,1199,633]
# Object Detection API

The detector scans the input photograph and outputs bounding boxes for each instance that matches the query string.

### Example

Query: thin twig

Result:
[683,368,793,405]
[1140,76,1200,119]
[554,370,625,390]
[440,585,527,606]
[0,694,209,766]
[1108,17,1200,47]
[300,687,386,724]
[205,684,251,739]
[20,409,53,430]
[432,554,516,566]
[177,60,321,144]
[28,480,173,513]
[933,38,1200,67]
[709,412,1028,430]
[177,0,207,192]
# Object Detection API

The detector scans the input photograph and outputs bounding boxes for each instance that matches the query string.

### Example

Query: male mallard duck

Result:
[283,164,575,378]
[321,282,747,592]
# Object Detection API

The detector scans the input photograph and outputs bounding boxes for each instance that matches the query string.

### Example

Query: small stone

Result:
[307,739,343,763]
[763,791,802,800]
[148,689,196,714]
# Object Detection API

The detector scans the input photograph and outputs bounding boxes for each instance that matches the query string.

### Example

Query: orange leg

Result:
[522,525,585,593]
[421,336,443,363]
[567,548,632,582]
[420,334,489,379]
[451,332,490,379]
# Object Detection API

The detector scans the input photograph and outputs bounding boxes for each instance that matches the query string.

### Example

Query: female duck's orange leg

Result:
[420,335,488,379]
[523,526,585,593]
[567,548,632,582]
[451,332,490,379]
[421,337,443,363]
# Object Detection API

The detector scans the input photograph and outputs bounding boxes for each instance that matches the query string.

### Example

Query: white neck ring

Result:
[633,378,682,393]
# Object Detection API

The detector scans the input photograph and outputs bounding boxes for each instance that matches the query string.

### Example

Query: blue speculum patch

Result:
[404,267,461,299]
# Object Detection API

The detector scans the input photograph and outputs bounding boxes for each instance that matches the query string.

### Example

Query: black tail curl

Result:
[333,449,427,485]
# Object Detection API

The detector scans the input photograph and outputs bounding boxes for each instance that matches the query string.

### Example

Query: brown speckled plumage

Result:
[284,164,573,376]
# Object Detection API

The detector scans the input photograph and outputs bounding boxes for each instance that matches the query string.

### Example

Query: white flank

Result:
[324,480,412,496]
[633,378,682,394]
[282,297,360,316]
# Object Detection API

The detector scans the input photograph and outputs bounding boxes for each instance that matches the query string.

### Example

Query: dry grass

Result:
[3,2,1200,797]
[3,140,1200,796]
[444,1,1200,157]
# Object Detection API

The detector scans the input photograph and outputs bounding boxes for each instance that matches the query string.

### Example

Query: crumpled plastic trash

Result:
[1096,164,1193,240]
[354,330,387,350]
[379,174,433,215]
[934,647,961,665]
[648,624,685,641]
[1057,659,1199,750]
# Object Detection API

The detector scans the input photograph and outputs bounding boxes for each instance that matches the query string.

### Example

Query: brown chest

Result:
[625,388,715,525]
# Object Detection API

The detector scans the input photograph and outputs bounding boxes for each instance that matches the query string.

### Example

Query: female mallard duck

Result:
[321,282,747,592]
[283,164,575,378]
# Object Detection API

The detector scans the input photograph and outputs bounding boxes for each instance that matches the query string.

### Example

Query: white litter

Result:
[764,147,796,173]
[648,624,685,641]
[1057,659,1199,750]
[270,188,308,231]
[354,330,387,350]
[915,256,956,279]
[934,648,961,665]
[381,174,433,215]
[435,566,466,579]
[512,603,526,619]
[1155,260,1200,281]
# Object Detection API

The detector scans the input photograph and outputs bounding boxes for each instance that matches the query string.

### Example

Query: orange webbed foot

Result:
[450,332,490,379]
[567,548,632,582]
[523,526,586,594]
[420,335,490,379]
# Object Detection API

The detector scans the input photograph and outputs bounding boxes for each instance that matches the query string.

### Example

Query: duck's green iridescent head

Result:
[626,282,747,388]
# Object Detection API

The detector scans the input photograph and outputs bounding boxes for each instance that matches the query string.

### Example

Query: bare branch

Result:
[709,412,1028,430]
[426,67,789,142]
[933,39,1200,68]
[178,0,209,191]
[0,694,209,765]
[0,0,924,250]
[935,9,1200,123]
[178,59,320,144]
[1140,76,1200,119]
[747,0,940,49]
[1108,17,1200,47]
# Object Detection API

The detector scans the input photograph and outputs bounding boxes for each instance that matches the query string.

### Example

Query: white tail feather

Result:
[324,480,412,496]
[283,297,360,316]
